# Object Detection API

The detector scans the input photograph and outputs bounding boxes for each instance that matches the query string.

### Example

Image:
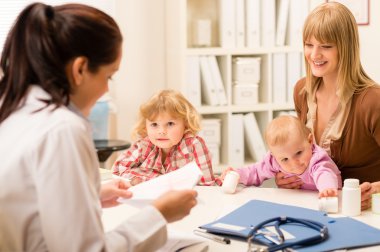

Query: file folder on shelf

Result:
[186,56,201,107]
[199,56,219,106]
[199,200,380,252]
[245,0,260,48]
[243,113,266,161]
[208,56,228,105]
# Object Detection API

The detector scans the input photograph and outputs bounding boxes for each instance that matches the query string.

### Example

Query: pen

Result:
[193,229,231,245]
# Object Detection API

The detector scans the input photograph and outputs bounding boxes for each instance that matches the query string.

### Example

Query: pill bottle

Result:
[222,171,240,194]
[318,197,338,213]
[342,178,361,216]
[372,193,380,215]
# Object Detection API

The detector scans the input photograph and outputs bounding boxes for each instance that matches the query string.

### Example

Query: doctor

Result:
[0,2,197,252]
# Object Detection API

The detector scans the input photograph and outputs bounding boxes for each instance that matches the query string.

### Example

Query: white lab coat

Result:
[0,85,167,252]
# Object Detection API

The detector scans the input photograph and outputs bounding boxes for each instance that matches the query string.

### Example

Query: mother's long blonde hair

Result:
[302,2,376,105]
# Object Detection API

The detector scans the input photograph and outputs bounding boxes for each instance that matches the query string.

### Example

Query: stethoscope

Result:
[247,216,328,252]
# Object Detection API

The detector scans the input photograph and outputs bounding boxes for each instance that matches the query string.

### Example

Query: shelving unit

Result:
[165,0,307,173]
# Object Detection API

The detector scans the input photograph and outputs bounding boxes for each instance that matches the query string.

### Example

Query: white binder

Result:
[275,0,290,46]
[245,0,260,48]
[219,0,236,48]
[287,52,302,103]
[261,0,276,47]
[199,56,219,106]
[186,56,201,107]
[208,56,228,105]
[272,53,287,104]
[228,114,245,166]
[243,113,266,161]
[286,0,309,47]
[235,0,245,48]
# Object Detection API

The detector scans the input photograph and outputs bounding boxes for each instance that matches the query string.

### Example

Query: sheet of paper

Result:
[117,161,202,207]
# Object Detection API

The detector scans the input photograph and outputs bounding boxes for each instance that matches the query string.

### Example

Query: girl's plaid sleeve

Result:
[191,136,221,186]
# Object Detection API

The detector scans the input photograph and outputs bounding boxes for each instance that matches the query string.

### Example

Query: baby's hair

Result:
[265,115,310,147]
[132,89,201,139]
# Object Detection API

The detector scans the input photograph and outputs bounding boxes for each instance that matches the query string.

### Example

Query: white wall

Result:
[112,0,380,141]
[112,0,166,141]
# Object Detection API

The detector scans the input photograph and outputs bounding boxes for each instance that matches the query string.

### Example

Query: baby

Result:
[221,115,342,197]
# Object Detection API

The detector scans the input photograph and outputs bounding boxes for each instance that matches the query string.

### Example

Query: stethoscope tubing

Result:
[247,216,328,252]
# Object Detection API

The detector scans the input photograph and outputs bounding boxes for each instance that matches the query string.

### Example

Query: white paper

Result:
[117,161,202,207]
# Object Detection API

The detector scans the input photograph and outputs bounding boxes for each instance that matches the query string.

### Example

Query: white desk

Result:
[102,186,380,251]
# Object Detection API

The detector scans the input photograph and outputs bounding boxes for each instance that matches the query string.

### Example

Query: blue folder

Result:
[200,200,380,251]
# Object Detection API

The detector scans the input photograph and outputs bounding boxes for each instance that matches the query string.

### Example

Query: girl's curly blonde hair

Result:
[131,89,201,140]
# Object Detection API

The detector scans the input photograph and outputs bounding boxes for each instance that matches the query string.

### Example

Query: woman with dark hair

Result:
[0,3,197,252]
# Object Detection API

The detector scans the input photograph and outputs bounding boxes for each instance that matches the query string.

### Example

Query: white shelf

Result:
[165,0,308,170]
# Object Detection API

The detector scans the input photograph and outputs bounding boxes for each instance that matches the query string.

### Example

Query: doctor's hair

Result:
[302,2,375,106]
[132,89,201,139]
[0,2,122,124]
[265,115,311,147]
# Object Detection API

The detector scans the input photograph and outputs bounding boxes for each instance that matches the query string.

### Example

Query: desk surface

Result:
[102,186,380,251]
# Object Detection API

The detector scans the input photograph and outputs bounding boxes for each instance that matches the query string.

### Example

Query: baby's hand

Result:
[319,188,338,198]
[220,167,236,181]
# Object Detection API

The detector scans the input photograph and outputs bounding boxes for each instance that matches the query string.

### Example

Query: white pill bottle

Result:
[341,178,361,216]
[222,171,240,194]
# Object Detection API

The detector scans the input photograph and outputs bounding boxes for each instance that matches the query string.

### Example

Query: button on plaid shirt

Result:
[112,133,221,186]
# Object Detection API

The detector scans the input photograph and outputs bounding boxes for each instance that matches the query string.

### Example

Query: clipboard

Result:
[199,200,380,251]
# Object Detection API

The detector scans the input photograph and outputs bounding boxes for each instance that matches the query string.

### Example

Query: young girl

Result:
[221,115,342,198]
[113,89,219,186]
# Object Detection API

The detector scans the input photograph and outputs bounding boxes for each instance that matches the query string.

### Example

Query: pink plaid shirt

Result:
[112,133,220,186]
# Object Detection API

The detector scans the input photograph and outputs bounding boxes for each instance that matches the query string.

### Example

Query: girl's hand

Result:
[319,188,338,198]
[275,172,303,189]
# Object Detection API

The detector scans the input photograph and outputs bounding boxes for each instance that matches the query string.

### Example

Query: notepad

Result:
[117,161,202,207]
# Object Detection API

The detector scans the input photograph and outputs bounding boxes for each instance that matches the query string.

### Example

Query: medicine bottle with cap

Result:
[222,171,240,194]
[342,178,361,216]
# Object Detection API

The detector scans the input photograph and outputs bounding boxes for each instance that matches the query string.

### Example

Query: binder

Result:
[261,0,276,47]
[245,0,260,48]
[286,0,309,47]
[200,200,380,251]
[286,52,302,103]
[272,53,287,103]
[228,114,244,166]
[186,56,202,107]
[235,0,245,48]
[208,56,227,105]
[219,0,236,48]
[275,0,290,46]
[199,56,219,106]
[243,113,266,161]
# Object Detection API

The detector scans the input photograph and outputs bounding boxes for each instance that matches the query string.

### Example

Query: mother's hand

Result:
[275,172,303,189]
[360,181,380,210]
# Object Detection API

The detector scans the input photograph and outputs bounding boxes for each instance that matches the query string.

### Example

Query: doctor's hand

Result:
[275,172,303,189]
[153,190,198,223]
[100,178,133,208]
